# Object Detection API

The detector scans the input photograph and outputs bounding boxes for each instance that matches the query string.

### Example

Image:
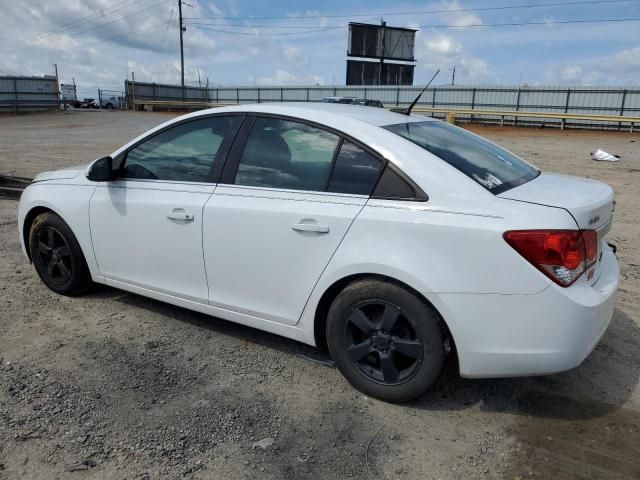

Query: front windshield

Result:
[384,121,539,194]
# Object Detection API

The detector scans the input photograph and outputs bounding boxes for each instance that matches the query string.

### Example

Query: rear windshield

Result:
[383,121,539,194]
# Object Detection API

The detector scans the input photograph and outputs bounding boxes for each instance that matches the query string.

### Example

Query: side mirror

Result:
[87,156,114,182]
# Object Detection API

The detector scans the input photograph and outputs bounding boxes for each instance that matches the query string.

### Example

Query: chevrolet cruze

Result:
[18,103,619,402]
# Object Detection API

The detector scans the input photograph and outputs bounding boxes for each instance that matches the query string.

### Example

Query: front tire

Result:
[29,212,91,295]
[326,279,444,403]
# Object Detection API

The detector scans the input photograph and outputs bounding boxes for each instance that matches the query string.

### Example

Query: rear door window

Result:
[234,117,340,192]
[384,121,539,194]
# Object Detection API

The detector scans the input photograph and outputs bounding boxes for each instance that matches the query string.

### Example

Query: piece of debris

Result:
[297,453,311,463]
[69,457,98,472]
[591,149,621,161]
[252,437,274,450]
[366,425,385,479]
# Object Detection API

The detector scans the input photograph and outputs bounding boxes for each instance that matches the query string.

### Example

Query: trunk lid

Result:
[499,172,615,284]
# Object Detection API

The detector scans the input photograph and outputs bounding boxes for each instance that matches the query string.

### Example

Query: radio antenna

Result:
[392,69,440,115]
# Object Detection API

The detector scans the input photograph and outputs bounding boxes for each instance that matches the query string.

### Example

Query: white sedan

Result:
[18,103,619,402]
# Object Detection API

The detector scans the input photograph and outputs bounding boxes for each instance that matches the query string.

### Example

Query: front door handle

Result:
[167,209,194,222]
[292,223,330,233]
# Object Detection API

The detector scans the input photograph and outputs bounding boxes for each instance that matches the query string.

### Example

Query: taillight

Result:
[582,230,598,267]
[503,229,597,287]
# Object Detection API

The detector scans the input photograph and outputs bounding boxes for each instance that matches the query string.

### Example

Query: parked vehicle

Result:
[353,99,384,108]
[100,95,123,109]
[321,97,383,108]
[321,96,357,104]
[79,98,98,109]
[18,103,619,402]
[64,99,82,108]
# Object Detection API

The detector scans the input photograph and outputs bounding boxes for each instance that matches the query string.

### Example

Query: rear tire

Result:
[326,279,444,403]
[29,212,91,295]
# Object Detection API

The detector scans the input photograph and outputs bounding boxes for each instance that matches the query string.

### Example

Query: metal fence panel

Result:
[123,80,640,130]
[0,75,59,112]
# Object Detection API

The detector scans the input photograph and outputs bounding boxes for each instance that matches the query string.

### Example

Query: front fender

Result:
[18,183,101,280]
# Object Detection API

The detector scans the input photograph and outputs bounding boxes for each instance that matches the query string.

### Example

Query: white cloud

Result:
[438,0,482,28]
[561,65,583,82]
[426,36,462,56]
[258,69,298,85]
[613,46,640,70]
[545,46,640,85]
[284,45,307,68]
[417,32,491,84]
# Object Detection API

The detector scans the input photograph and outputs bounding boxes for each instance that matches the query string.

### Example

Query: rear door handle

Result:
[167,209,194,222]
[292,223,330,233]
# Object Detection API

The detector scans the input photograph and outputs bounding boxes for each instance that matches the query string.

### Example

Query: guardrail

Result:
[132,99,231,109]
[411,107,639,132]
[132,99,639,132]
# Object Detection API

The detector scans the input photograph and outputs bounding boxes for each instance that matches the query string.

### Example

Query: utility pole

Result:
[379,18,386,86]
[131,71,136,110]
[178,0,185,88]
[451,65,456,86]
[53,63,61,110]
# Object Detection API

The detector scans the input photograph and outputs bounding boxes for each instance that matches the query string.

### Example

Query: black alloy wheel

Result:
[344,301,423,385]
[29,212,91,295]
[327,279,445,402]
[35,226,73,286]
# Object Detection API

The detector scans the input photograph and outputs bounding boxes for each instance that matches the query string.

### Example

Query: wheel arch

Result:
[22,205,58,261]
[22,204,89,269]
[313,273,458,367]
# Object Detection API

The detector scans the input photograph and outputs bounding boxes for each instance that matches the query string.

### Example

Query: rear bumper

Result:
[428,246,619,378]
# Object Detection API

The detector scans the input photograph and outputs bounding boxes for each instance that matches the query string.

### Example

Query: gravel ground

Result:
[0,110,639,479]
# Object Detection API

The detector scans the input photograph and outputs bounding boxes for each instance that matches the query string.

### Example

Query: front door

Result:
[90,115,243,302]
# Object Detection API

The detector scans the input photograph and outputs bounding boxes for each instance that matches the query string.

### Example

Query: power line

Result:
[161,5,177,48]
[183,0,638,21]
[4,0,143,50]
[195,25,345,36]
[0,0,172,54]
[420,17,640,28]
[186,22,347,28]
[18,21,169,62]
[192,17,640,36]
[62,0,172,39]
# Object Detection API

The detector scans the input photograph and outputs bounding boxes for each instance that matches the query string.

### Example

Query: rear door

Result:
[90,115,243,302]
[202,115,384,325]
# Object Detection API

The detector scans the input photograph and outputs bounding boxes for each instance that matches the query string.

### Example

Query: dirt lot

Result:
[1,110,639,479]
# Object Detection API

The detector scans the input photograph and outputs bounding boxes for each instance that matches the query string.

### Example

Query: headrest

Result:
[243,129,291,171]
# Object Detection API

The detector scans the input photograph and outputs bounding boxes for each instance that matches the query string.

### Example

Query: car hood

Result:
[499,171,614,230]
[32,164,88,183]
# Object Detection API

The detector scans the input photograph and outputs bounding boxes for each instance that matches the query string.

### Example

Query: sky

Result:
[1,0,639,95]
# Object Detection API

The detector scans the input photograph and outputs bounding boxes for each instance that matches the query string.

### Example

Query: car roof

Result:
[191,102,434,127]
